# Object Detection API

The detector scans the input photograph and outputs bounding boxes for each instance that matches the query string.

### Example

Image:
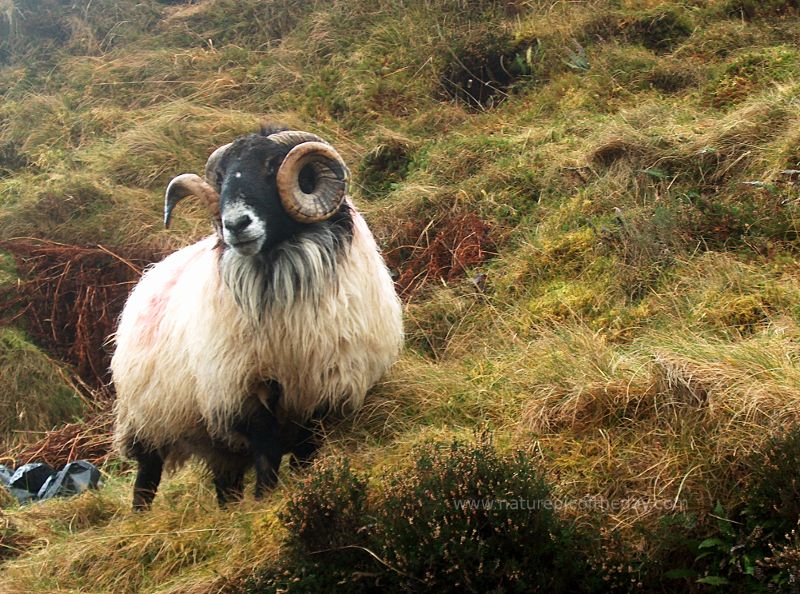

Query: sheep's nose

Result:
[224,214,252,233]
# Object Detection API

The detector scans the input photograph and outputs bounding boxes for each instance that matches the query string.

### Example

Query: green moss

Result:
[527,279,610,325]
[0,328,83,443]
[692,280,798,335]
[507,227,597,291]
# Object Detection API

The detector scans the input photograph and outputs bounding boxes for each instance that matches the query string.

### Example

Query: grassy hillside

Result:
[2,0,800,591]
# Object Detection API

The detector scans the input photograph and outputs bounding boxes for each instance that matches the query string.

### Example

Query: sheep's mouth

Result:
[231,238,258,247]
[229,237,263,255]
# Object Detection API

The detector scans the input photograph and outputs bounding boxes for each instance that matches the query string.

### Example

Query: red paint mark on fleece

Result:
[134,239,217,346]
[135,277,179,346]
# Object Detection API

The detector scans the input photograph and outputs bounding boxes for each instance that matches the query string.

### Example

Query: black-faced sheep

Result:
[111,128,403,509]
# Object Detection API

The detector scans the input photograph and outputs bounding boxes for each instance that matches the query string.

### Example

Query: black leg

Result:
[288,406,329,469]
[289,423,322,469]
[213,466,245,506]
[207,441,249,507]
[236,387,284,499]
[132,446,164,511]
[251,414,284,499]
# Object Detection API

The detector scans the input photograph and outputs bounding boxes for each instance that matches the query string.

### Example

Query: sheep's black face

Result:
[216,135,304,257]
[207,130,354,312]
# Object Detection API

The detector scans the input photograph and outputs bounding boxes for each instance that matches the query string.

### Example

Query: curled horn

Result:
[163,143,231,229]
[268,130,323,147]
[271,132,349,223]
[203,142,232,191]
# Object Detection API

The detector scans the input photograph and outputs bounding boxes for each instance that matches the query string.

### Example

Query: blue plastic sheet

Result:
[2,461,100,504]
[37,461,101,500]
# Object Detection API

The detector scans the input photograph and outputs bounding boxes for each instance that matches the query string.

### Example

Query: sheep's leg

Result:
[250,412,284,499]
[132,447,164,511]
[212,467,245,506]
[207,444,248,506]
[288,406,328,469]
[240,383,285,498]
[289,424,321,469]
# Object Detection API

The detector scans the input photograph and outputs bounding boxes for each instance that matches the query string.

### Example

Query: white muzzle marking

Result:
[222,202,266,256]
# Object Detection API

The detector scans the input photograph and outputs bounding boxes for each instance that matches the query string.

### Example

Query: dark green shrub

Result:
[252,458,377,593]
[246,437,601,593]
[373,435,596,592]
[642,513,704,591]
[653,426,800,590]
[758,530,800,591]
[744,426,800,542]
[585,526,648,592]
[280,457,369,556]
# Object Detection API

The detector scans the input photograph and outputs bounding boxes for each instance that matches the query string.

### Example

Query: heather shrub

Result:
[649,426,800,590]
[258,436,599,592]
[743,426,800,541]
[374,436,596,592]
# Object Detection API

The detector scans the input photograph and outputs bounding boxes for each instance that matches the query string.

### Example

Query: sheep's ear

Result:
[164,174,220,228]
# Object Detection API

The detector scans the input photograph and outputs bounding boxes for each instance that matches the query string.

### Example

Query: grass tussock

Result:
[0,328,84,446]
[101,103,262,189]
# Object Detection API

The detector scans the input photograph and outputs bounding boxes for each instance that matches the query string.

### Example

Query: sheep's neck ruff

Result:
[220,221,351,323]
[249,210,403,421]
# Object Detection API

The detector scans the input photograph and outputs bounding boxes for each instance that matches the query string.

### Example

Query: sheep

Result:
[111,128,403,509]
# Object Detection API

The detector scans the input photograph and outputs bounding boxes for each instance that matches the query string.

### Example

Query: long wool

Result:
[112,207,402,455]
